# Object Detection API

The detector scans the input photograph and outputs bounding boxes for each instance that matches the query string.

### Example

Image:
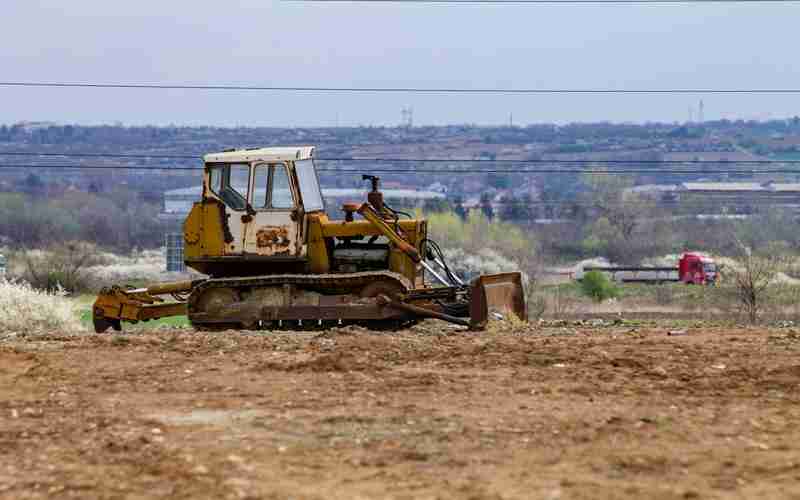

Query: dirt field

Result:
[2,321,800,499]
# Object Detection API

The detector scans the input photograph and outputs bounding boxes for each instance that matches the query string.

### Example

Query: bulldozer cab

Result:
[201,146,323,259]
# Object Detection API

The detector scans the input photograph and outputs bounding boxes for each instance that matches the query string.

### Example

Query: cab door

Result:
[206,162,252,255]
[245,163,304,257]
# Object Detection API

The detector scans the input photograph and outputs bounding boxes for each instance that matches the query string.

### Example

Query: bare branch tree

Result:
[724,238,785,323]
[22,241,97,293]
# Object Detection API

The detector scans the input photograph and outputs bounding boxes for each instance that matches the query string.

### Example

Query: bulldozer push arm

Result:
[356,202,421,263]
[357,201,526,328]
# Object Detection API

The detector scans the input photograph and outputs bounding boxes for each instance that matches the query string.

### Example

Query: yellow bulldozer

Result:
[93,146,526,332]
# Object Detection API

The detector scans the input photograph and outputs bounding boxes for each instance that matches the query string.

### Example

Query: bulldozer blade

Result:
[469,272,527,330]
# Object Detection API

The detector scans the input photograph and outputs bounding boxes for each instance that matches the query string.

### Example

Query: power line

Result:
[325,168,798,173]
[0,151,202,160]
[323,157,800,165]
[434,199,800,205]
[288,0,800,3]
[0,164,197,171]
[1,81,799,94]
[75,190,800,206]
[24,182,798,205]
[2,151,799,165]
[4,163,800,175]
[20,185,798,208]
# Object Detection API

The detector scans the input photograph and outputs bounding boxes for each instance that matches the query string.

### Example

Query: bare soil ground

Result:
[2,321,800,499]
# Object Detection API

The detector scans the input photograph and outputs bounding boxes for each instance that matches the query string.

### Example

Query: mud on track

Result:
[1,322,800,499]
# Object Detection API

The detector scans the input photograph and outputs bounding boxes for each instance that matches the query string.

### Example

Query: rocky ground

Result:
[1,321,799,499]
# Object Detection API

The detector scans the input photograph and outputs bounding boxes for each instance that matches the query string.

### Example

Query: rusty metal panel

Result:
[138,303,188,321]
[255,225,293,256]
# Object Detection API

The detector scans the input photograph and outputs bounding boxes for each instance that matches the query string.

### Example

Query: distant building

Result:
[676,181,800,212]
[680,182,765,193]
[627,184,680,195]
[620,181,800,213]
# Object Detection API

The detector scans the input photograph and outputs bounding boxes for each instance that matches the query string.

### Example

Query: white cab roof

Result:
[204,146,315,164]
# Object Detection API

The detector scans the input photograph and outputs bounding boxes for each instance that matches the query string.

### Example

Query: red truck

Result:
[580,252,718,285]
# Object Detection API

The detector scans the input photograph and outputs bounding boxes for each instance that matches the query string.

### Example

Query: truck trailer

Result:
[576,252,718,285]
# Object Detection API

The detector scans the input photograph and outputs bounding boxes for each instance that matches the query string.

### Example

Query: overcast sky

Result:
[1,0,798,127]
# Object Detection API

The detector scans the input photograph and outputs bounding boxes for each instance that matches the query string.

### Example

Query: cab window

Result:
[253,165,268,208]
[295,159,324,211]
[209,167,222,194]
[207,163,250,211]
[271,165,294,209]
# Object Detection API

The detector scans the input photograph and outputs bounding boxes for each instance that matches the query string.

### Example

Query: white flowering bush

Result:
[85,247,200,284]
[86,248,166,282]
[0,279,83,336]
[442,247,529,287]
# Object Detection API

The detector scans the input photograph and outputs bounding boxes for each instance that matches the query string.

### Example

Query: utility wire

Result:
[50,189,798,206]
[25,186,796,204]
[0,164,197,171]
[1,151,798,165]
[4,163,800,174]
[323,157,800,165]
[288,0,800,3]
[24,185,800,208]
[0,151,202,160]
[323,168,799,173]
[1,81,799,94]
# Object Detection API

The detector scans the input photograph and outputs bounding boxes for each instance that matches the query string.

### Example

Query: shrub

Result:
[653,285,675,306]
[0,279,83,335]
[580,271,619,302]
[428,210,539,291]
[441,247,528,285]
[20,241,103,294]
[0,191,166,252]
[548,285,577,318]
[722,242,787,323]
[527,292,547,320]
[427,211,534,260]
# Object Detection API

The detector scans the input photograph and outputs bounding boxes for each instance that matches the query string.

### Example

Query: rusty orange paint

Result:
[256,226,291,255]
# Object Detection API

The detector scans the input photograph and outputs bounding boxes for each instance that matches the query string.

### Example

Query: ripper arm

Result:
[92,280,202,332]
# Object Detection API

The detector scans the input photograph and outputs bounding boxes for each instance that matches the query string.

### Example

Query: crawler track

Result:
[187,271,419,330]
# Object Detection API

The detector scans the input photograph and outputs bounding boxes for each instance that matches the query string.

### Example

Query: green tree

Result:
[581,270,620,302]
[500,194,535,222]
[582,172,653,243]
